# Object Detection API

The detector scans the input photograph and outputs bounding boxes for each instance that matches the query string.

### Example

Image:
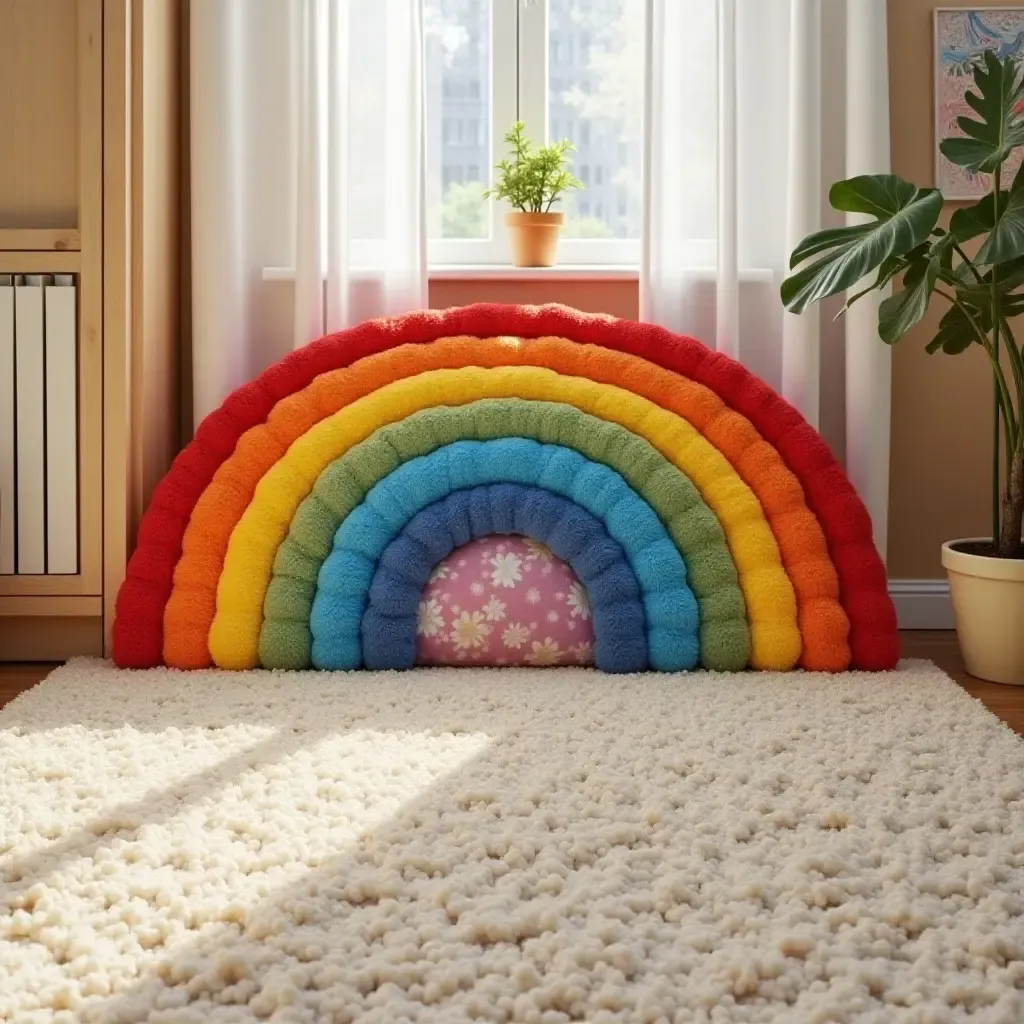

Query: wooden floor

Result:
[1,632,1022,734]
[899,631,1024,734]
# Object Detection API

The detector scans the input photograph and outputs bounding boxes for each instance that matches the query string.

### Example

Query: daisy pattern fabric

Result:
[415,537,595,667]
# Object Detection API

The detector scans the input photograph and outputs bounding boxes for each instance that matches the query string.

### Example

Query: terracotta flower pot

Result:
[505,211,565,268]
[942,539,1024,685]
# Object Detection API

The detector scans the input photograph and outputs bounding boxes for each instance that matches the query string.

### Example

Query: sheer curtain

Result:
[641,0,892,559]
[190,0,427,428]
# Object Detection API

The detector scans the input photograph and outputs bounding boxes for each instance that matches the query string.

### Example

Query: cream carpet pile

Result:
[1,659,1023,1023]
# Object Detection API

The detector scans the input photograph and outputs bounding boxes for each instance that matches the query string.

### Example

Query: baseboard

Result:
[0,616,104,660]
[888,579,955,630]
[0,593,953,655]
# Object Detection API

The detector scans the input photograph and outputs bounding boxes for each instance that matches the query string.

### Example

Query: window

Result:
[426,0,643,265]
[426,0,491,242]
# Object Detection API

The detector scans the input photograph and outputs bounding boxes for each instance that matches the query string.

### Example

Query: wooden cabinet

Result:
[0,0,180,659]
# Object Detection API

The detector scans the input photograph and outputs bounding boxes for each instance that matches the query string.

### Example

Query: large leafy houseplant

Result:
[782,51,1024,559]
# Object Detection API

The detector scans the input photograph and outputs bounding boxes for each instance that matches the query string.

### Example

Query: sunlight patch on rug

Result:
[1,659,1023,1023]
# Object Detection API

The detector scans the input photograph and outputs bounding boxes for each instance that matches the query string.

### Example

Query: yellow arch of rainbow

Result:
[164,336,848,673]
[206,365,805,670]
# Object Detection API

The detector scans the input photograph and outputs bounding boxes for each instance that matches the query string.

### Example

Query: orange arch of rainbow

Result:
[113,304,899,672]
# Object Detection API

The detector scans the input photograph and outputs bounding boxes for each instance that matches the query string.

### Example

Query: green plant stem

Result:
[998,314,1024,473]
[998,314,1024,441]
[983,346,1017,451]
[986,344,1017,463]
[952,241,985,284]
[993,165,1003,546]
[536,165,551,213]
[935,287,1018,447]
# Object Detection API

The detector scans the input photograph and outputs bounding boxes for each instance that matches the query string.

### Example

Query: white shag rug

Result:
[1,660,1023,1024]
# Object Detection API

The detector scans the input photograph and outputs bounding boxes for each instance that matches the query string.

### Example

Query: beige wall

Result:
[886,0,1013,577]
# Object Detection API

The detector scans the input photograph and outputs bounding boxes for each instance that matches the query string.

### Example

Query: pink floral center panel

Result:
[414,535,595,667]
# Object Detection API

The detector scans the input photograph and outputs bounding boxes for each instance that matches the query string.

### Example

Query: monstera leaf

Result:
[954,256,1024,306]
[781,175,944,315]
[939,50,1024,173]
[925,303,988,355]
[878,234,955,344]
[836,245,930,318]
[951,162,1024,264]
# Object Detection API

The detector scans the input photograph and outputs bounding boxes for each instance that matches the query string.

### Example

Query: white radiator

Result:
[0,274,79,576]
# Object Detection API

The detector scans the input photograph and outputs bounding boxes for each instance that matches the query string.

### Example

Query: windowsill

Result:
[263,265,775,284]
[429,264,639,281]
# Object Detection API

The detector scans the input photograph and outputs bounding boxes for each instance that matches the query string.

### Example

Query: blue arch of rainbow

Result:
[362,484,647,672]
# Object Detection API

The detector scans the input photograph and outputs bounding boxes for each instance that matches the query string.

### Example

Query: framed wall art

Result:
[934,7,1024,199]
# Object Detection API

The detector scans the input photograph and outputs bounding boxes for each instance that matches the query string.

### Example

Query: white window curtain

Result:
[190,0,427,428]
[641,0,892,560]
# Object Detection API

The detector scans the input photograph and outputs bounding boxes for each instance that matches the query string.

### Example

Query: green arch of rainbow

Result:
[258,399,748,672]
[208,365,803,671]
[112,304,899,672]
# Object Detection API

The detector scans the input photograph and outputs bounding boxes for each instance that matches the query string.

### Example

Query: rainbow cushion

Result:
[113,303,899,672]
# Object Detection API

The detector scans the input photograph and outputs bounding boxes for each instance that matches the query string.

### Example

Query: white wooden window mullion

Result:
[516,0,548,144]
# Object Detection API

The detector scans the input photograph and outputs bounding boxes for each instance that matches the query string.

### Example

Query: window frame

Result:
[428,0,641,269]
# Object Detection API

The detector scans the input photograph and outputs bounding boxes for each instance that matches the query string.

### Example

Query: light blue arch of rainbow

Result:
[310,440,700,671]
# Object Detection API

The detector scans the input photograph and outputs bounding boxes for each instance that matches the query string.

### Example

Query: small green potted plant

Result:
[782,51,1024,685]
[485,121,583,267]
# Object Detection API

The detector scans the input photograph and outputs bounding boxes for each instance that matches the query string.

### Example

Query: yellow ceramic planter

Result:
[942,539,1024,686]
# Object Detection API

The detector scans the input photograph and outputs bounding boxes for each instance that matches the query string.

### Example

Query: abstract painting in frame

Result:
[935,7,1024,199]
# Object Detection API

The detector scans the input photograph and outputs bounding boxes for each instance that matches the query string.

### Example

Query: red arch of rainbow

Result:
[113,303,898,670]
